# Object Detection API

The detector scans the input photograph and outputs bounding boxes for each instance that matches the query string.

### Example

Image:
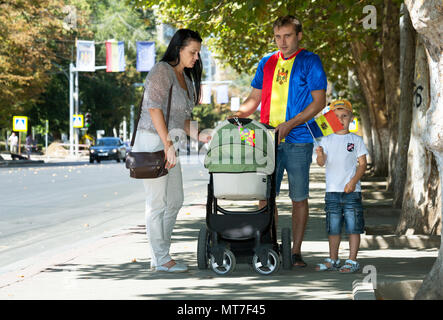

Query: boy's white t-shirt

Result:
[318,133,369,192]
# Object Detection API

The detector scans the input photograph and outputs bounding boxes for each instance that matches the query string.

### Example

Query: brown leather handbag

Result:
[125,85,173,179]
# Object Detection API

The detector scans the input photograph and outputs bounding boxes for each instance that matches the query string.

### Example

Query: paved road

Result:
[0,155,208,274]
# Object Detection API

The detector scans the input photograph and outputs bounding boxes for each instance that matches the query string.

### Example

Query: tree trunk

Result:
[383,0,401,192]
[404,0,443,300]
[416,156,443,299]
[351,39,389,177]
[393,3,416,208]
[396,36,441,235]
[348,69,373,165]
[359,102,374,167]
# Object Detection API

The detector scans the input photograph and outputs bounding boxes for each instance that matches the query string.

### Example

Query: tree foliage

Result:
[0,0,160,141]
[76,0,157,135]
[28,0,93,139]
[0,0,66,127]
[135,0,392,96]
[136,0,406,178]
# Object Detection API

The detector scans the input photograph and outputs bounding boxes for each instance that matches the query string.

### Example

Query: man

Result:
[232,15,327,267]
[8,132,18,154]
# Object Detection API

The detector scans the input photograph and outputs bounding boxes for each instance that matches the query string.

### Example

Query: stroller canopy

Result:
[204,119,275,175]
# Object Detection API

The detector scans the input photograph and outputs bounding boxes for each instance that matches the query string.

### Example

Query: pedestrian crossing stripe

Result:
[13,116,28,132]
[73,114,84,128]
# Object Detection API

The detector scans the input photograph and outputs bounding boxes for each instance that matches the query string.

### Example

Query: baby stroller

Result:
[197,118,292,275]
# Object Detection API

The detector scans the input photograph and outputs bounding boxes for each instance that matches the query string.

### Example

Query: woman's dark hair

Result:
[161,29,203,104]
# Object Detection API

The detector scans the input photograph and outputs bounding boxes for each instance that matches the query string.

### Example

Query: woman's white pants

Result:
[133,130,184,268]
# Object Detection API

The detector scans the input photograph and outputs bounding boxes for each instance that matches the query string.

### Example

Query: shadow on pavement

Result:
[36,165,439,300]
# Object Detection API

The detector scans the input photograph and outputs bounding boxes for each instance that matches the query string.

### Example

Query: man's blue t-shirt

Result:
[251,49,327,143]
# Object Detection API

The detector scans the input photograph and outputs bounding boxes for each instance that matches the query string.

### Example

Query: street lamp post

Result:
[69,63,74,157]
[68,64,106,158]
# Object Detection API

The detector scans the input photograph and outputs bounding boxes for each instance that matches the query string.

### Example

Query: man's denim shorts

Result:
[324,192,365,235]
[275,142,313,202]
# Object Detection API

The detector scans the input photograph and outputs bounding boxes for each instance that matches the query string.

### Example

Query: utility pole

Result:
[74,69,79,156]
[69,63,74,157]
[68,63,106,157]
[130,105,134,142]
[45,120,48,159]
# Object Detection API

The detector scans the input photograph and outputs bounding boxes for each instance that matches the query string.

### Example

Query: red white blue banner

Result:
[106,40,125,72]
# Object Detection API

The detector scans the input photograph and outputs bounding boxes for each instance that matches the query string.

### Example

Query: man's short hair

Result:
[273,15,302,34]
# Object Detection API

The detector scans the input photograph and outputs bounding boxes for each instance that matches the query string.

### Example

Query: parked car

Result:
[89,137,126,163]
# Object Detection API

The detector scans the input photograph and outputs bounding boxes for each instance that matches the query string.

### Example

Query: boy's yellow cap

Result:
[330,99,353,113]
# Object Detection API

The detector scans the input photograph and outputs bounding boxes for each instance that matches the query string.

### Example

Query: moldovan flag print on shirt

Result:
[309,110,344,138]
[106,40,125,72]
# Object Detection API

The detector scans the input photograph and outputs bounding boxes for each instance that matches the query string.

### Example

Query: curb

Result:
[360,234,441,250]
[352,280,376,300]
[0,160,45,167]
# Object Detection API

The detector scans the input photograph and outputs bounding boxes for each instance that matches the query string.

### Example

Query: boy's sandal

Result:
[316,258,340,271]
[339,259,360,273]
[292,253,307,267]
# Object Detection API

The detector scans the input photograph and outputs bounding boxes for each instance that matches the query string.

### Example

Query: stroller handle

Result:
[227,117,275,130]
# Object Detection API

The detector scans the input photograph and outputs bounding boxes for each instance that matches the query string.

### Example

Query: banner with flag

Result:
[106,40,125,72]
[76,40,95,72]
[201,85,212,104]
[308,110,344,138]
[215,85,229,104]
[136,41,156,72]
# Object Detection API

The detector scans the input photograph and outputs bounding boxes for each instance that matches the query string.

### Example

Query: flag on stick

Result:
[308,110,344,138]
[305,110,344,146]
[106,40,125,72]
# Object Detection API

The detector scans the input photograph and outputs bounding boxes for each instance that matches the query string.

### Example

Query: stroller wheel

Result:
[252,249,280,275]
[209,249,236,275]
[197,226,209,269]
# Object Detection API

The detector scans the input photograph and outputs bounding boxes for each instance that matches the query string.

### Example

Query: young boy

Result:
[315,99,368,273]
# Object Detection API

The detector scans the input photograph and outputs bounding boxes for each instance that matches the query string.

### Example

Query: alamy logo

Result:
[363,5,377,30]
[363,265,377,289]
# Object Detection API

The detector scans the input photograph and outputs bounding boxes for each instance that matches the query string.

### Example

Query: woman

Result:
[133,29,203,273]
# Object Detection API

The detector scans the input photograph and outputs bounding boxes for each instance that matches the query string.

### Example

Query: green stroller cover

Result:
[204,119,275,175]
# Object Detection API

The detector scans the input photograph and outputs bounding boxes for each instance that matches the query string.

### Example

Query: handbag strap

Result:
[130,85,173,147]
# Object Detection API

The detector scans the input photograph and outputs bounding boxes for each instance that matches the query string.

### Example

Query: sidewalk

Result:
[0,164,439,300]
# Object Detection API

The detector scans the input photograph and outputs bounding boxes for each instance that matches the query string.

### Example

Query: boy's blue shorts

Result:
[325,192,365,235]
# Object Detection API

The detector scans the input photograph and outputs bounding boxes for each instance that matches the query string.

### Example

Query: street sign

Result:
[73,114,84,128]
[13,116,28,132]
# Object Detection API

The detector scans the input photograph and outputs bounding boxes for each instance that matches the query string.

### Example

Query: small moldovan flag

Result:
[306,99,354,144]
[309,110,344,138]
[106,40,125,72]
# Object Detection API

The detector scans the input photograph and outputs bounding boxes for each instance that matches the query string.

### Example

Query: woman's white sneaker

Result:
[155,262,188,273]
